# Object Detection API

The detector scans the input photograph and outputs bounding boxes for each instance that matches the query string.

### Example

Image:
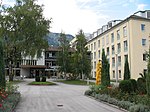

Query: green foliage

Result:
[101,49,110,86]
[84,90,93,96]
[0,0,51,81]
[73,30,91,79]
[0,39,6,89]
[28,81,56,85]
[129,104,150,112]
[57,32,72,75]
[129,79,137,92]
[35,76,40,82]
[137,77,147,94]
[124,58,130,80]
[56,80,94,85]
[6,82,19,94]
[0,92,21,112]
[147,48,150,97]
[41,76,46,82]
[119,80,133,93]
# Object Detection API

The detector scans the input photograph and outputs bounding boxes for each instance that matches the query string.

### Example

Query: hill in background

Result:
[46,33,74,47]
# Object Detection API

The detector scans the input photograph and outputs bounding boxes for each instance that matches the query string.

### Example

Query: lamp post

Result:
[115,53,118,84]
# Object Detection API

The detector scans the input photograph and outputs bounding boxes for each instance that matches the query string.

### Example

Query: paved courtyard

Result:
[15,79,124,112]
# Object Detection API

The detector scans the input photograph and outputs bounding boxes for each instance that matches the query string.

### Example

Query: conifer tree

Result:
[101,49,110,86]
[124,58,130,80]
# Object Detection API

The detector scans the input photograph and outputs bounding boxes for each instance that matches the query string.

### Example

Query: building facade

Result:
[5,47,60,78]
[86,10,150,80]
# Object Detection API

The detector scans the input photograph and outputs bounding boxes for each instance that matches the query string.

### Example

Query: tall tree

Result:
[57,32,72,76]
[75,30,91,80]
[124,58,130,80]
[147,49,150,97]
[101,49,110,86]
[0,39,6,89]
[0,0,51,81]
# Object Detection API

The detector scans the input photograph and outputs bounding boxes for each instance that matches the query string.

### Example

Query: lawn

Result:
[28,81,57,85]
[56,80,95,85]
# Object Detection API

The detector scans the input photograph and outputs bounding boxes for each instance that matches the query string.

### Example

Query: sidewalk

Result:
[15,79,124,112]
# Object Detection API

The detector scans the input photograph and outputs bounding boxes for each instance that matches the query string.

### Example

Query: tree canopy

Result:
[0,0,51,81]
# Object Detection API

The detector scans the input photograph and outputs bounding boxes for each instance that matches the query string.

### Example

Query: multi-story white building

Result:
[86,10,150,80]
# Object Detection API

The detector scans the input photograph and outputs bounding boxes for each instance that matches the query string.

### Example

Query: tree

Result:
[101,49,110,86]
[0,39,6,89]
[147,49,150,97]
[75,30,91,80]
[0,0,51,81]
[57,32,72,76]
[124,58,130,80]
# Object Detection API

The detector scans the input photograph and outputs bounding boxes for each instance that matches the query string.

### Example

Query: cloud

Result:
[37,0,106,35]
[137,4,147,11]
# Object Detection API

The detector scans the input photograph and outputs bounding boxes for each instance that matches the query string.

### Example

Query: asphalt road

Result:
[15,79,124,112]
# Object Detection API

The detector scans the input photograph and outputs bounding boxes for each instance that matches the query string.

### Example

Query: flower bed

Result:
[85,85,150,112]
[0,92,21,112]
[0,82,21,112]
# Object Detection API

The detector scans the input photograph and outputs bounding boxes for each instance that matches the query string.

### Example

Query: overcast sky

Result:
[1,0,150,36]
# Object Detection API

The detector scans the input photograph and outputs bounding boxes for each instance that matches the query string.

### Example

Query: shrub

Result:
[89,85,106,94]
[137,77,146,94]
[117,100,134,110]
[129,79,137,92]
[129,104,150,112]
[41,76,46,82]
[84,90,92,96]
[35,76,40,82]
[119,80,133,93]
[6,82,19,94]
[0,92,21,112]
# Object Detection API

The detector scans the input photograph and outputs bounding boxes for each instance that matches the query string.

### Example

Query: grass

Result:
[28,81,57,86]
[9,80,25,84]
[56,80,95,85]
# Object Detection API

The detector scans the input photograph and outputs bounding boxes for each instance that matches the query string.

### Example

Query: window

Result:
[112,57,115,67]
[118,56,121,66]
[106,35,109,45]
[107,47,109,55]
[123,26,127,37]
[94,71,96,77]
[143,54,147,61]
[94,61,96,69]
[124,55,128,62]
[117,43,121,53]
[142,39,146,46]
[91,44,93,51]
[94,52,96,59]
[112,45,115,55]
[117,30,120,40]
[91,62,93,69]
[124,40,128,52]
[141,24,145,31]
[98,50,100,58]
[113,70,115,78]
[94,42,96,50]
[98,40,100,48]
[102,37,105,46]
[91,53,93,60]
[119,70,121,78]
[111,33,114,43]
[49,53,52,57]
